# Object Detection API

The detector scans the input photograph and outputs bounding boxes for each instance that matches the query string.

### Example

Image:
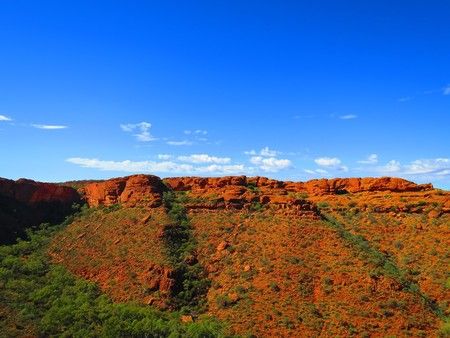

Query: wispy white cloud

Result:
[32,124,67,130]
[339,114,357,120]
[177,154,231,164]
[250,156,291,172]
[184,129,207,135]
[314,156,348,172]
[120,122,156,142]
[315,157,341,167]
[378,160,401,173]
[244,147,291,172]
[167,140,193,146]
[67,157,192,173]
[0,115,12,121]
[304,168,328,175]
[157,154,172,160]
[403,158,450,176]
[198,164,245,174]
[293,114,315,119]
[358,154,378,164]
[245,146,279,157]
[66,157,244,175]
[443,85,450,95]
[374,158,450,179]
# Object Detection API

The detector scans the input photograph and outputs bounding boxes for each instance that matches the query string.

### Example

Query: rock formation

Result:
[81,174,168,207]
[0,178,80,244]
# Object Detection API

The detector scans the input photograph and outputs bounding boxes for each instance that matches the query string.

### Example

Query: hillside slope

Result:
[44,174,449,337]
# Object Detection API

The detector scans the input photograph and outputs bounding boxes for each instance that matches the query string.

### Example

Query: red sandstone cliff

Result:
[80,174,168,207]
[77,175,434,217]
[0,178,81,244]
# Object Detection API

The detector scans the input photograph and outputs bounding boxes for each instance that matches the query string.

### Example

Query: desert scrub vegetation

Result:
[216,294,234,309]
[316,201,330,209]
[162,191,211,315]
[246,182,260,193]
[319,212,446,322]
[249,201,264,212]
[0,219,232,337]
[288,192,309,199]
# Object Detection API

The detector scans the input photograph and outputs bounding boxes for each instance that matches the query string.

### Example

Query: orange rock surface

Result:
[81,174,168,207]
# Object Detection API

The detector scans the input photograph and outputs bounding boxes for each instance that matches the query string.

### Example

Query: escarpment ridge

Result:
[0,174,446,243]
[79,174,434,207]
[0,177,80,244]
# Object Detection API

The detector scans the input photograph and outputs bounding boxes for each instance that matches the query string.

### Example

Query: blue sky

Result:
[0,1,449,188]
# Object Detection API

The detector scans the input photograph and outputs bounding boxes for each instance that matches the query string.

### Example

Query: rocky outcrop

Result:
[0,178,81,244]
[161,176,433,215]
[81,174,168,207]
[78,175,433,215]
[0,174,435,244]
[289,177,433,195]
[165,176,432,196]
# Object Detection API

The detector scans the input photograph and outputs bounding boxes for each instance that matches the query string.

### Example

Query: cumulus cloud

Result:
[339,114,357,120]
[66,157,244,175]
[0,115,12,121]
[167,140,193,146]
[177,154,231,164]
[120,122,156,142]
[250,156,291,172]
[314,156,348,172]
[244,147,291,172]
[378,160,401,173]
[197,164,245,174]
[358,154,378,164]
[315,157,341,167]
[32,124,67,130]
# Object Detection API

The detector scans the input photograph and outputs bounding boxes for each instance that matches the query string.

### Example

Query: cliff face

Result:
[0,178,81,244]
[0,174,439,244]
[165,175,433,195]
[81,174,168,207]
[72,175,440,223]
[79,175,433,210]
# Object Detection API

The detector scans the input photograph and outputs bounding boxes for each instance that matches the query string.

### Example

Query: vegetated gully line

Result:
[316,209,444,320]
[161,191,210,314]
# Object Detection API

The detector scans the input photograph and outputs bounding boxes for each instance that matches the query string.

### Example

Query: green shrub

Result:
[269,282,280,292]
[316,202,330,209]
[249,202,264,212]
[440,318,450,337]
[216,295,233,309]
